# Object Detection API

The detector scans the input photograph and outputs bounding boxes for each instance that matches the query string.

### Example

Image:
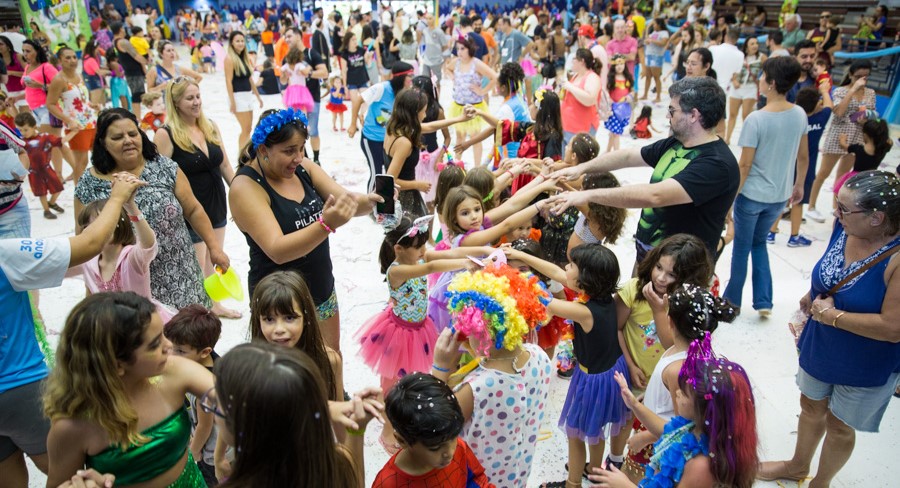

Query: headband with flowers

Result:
[446,264,550,355]
[398,215,433,242]
[251,108,308,149]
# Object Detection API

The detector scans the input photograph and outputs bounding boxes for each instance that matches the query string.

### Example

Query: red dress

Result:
[24,134,63,197]
[632,116,651,139]
[372,438,494,487]
[495,120,564,193]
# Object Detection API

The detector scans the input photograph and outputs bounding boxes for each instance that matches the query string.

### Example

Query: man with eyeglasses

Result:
[547,77,739,269]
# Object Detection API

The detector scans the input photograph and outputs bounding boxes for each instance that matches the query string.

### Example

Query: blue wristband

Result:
[432,364,450,373]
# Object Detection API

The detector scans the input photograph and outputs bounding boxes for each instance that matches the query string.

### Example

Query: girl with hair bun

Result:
[618,284,737,482]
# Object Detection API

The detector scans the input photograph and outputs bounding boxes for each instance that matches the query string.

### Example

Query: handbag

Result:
[789,241,900,347]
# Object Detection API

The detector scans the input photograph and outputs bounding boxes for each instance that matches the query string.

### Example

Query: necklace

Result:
[480,348,526,373]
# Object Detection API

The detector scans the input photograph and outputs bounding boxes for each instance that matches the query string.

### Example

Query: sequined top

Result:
[388,261,428,323]
[452,60,484,105]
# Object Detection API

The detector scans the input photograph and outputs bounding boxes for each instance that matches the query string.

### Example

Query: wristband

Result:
[431,364,450,373]
[346,427,366,436]
[832,311,846,328]
[128,213,144,222]
[317,216,335,234]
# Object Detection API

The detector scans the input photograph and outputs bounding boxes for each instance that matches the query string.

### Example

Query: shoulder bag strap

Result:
[825,242,900,297]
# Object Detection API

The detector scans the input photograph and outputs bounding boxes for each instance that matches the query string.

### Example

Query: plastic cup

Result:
[204,267,244,302]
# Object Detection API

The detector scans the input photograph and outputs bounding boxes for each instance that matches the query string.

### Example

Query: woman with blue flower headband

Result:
[229,108,384,353]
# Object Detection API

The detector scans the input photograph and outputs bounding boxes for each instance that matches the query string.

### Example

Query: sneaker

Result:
[766,232,776,244]
[758,309,772,319]
[805,208,826,223]
[605,456,624,472]
[787,235,812,247]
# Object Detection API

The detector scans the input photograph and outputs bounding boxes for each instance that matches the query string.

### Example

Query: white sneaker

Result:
[805,208,826,223]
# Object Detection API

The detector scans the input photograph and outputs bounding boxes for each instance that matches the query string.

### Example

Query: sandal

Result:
[49,203,64,213]
[564,462,590,480]
[43,210,57,220]
[756,461,808,482]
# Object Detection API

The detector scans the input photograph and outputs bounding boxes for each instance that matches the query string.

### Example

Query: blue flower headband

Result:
[251,109,308,148]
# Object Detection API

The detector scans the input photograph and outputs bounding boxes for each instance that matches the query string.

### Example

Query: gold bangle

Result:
[832,311,846,328]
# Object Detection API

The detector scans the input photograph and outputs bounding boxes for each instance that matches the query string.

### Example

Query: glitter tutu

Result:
[559,355,631,444]
[355,306,438,379]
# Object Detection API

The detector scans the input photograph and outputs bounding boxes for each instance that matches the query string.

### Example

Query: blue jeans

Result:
[723,194,786,310]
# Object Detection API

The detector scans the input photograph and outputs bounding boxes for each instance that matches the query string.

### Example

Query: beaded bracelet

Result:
[431,364,450,373]
[318,216,335,234]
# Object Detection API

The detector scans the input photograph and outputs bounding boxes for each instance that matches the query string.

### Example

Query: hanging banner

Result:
[19,0,92,52]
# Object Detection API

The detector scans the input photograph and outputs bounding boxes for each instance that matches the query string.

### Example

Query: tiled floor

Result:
[24,54,898,487]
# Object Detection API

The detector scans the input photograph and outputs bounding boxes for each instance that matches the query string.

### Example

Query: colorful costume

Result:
[356,261,438,380]
[282,63,314,113]
[604,78,632,135]
[638,416,709,488]
[495,119,563,193]
[372,438,493,487]
[23,134,63,197]
[326,87,347,113]
[631,116,652,139]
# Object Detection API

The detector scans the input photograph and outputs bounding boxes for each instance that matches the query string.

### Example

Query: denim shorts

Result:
[0,196,30,239]
[348,83,368,90]
[645,54,664,68]
[31,106,50,126]
[797,367,900,433]
[187,218,228,244]
[307,102,320,137]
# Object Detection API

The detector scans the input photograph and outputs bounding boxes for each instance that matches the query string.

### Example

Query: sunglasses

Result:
[836,202,869,217]
[199,387,226,419]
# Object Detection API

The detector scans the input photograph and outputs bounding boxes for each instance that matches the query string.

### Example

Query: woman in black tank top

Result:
[225,31,263,150]
[229,109,381,353]
[383,88,474,220]
[155,77,241,319]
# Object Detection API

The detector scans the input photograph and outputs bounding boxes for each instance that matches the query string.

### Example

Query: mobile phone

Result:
[374,174,395,215]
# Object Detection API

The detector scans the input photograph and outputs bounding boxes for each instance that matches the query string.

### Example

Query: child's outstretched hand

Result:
[613,370,639,410]
[627,429,656,454]
[433,328,464,373]
[588,464,637,487]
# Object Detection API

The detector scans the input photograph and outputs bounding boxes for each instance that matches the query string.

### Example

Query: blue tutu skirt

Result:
[603,111,628,136]
[559,355,631,444]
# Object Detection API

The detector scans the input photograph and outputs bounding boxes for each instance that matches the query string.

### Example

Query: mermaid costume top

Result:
[86,407,192,486]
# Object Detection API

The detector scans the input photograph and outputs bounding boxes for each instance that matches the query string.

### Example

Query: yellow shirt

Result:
[130,36,150,56]
[631,14,646,38]
[618,278,665,378]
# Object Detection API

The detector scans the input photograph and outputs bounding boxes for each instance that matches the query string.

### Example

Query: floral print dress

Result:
[75,155,211,309]
[59,79,97,130]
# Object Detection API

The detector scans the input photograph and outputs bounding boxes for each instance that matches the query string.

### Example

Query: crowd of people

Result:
[0,1,898,488]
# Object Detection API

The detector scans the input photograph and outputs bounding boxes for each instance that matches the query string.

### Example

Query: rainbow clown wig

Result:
[446,264,551,355]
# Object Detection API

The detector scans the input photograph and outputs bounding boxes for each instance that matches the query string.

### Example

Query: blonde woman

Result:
[44,292,214,487]
[154,78,241,319]
[225,31,263,148]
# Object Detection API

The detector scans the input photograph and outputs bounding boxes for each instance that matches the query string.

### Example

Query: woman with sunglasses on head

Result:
[43,292,215,487]
[759,170,900,486]
[146,41,202,95]
[154,77,240,319]
[230,109,382,354]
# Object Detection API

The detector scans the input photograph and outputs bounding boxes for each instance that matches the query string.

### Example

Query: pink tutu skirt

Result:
[283,84,314,113]
[833,170,858,194]
[415,147,445,203]
[521,58,538,77]
[355,307,438,380]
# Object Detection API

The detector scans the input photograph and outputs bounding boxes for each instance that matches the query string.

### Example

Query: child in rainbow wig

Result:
[592,333,759,488]
[431,261,553,488]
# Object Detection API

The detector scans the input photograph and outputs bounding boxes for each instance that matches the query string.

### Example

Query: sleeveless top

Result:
[387,261,428,322]
[798,222,900,387]
[116,39,144,77]
[452,60,483,105]
[162,127,226,225]
[59,79,98,130]
[4,55,23,92]
[641,416,709,488]
[155,64,181,86]
[384,136,418,181]
[236,163,334,304]
[643,349,687,422]
[231,58,252,92]
[561,71,602,133]
[503,94,531,159]
[574,298,621,374]
[86,407,191,486]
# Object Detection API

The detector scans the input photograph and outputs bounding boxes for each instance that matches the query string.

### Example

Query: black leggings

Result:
[360,136,385,193]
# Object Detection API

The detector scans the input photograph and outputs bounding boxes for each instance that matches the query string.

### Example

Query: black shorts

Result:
[126,75,146,103]
[0,380,51,461]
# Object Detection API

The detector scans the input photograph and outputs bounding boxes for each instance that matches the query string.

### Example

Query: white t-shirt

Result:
[686,5,700,23]
[131,13,150,31]
[709,43,745,91]
[0,237,70,292]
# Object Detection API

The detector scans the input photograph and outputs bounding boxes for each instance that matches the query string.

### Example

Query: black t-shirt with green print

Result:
[637,137,739,256]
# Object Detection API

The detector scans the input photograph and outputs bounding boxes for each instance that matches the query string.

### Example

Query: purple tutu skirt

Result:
[427,269,459,331]
[283,84,314,113]
[354,306,438,380]
[559,355,631,444]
